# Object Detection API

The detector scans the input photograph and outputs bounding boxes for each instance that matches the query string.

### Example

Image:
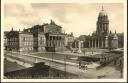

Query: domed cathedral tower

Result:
[88,6,118,49]
[96,6,109,36]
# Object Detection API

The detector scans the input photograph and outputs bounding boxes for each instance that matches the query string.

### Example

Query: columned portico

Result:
[47,35,64,47]
[45,33,65,52]
[88,38,106,48]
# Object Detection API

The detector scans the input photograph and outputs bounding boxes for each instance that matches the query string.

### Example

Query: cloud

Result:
[31,3,71,23]
[4,3,124,37]
[4,3,33,17]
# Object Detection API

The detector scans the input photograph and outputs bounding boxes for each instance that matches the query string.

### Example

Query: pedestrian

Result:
[85,64,88,70]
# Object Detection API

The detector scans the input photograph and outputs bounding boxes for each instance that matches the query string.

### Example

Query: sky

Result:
[4,3,124,37]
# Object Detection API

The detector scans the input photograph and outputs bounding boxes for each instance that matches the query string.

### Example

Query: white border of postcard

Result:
[1,0,127,82]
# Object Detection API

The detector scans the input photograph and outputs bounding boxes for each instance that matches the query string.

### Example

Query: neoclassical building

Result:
[87,7,118,49]
[44,20,66,52]
[6,28,34,52]
[5,20,73,52]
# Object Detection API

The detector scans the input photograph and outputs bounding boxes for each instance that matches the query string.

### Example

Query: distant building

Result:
[86,7,118,49]
[72,40,84,48]
[18,32,33,52]
[64,32,75,48]
[117,33,124,48]
[24,25,46,52]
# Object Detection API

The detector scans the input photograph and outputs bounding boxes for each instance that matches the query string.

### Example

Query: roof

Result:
[19,31,33,35]
[4,31,9,36]
[6,30,19,37]
[99,6,107,16]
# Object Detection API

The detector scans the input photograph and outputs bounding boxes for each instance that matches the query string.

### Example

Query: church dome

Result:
[99,6,107,17]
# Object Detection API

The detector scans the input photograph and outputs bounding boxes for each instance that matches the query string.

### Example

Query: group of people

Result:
[79,61,88,70]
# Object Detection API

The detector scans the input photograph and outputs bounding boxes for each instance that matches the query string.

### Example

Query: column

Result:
[53,36,55,47]
[48,36,50,47]
[102,24,104,31]
[102,40,104,48]
[106,24,108,31]
[50,36,51,47]
[58,36,60,47]
[75,42,77,48]
[79,41,81,50]
[47,41,48,47]
[58,36,59,47]
[105,24,107,31]
[48,36,50,40]
[89,41,90,48]
[103,24,105,31]
[55,36,57,47]
[52,36,54,47]
[50,36,52,47]
[95,40,97,48]
[59,40,61,47]
[61,40,63,47]
[92,40,93,48]
[56,36,58,47]
[56,36,57,47]
[74,42,75,48]
[58,39,60,47]
[98,39,100,48]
